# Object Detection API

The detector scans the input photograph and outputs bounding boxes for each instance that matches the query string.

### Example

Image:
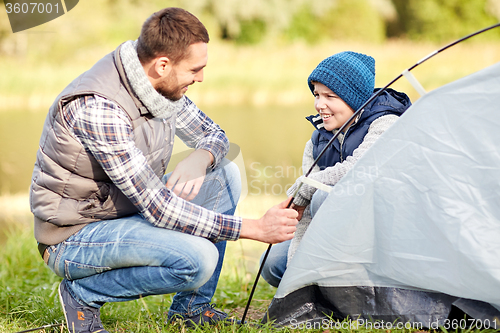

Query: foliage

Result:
[235,19,267,44]
[2,40,500,196]
[184,0,388,44]
[388,0,500,42]
[0,0,13,46]
[183,0,311,44]
[1,0,500,51]
[318,0,387,43]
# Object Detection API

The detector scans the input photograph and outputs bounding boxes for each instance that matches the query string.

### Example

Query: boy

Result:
[261,51,411,287]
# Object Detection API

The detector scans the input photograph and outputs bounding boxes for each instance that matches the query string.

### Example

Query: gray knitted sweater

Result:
[286,114,399,263]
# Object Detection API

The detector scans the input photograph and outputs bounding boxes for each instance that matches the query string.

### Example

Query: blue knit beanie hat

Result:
[308,51,375,111]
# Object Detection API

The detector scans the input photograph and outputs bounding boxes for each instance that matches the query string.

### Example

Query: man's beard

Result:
[155,70,185,101]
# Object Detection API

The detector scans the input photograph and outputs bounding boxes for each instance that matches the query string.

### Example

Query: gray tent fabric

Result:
[264,62,500,328]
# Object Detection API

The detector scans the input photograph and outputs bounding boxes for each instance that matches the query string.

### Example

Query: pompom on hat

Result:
[308,51,376,111]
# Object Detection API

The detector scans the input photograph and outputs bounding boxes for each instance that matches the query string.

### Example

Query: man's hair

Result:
[137,7,209,65]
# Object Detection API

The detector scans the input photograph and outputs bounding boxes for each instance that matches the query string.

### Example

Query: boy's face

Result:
[313,82,355,132]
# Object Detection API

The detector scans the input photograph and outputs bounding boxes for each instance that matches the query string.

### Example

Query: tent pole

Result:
[240,243,272,323]
[240,22,500,325]
[13,323,64,333]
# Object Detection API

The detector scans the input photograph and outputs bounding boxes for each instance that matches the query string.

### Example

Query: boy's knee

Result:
[259,242,289,288]
[260,260,282,288]
[310,190,329,218]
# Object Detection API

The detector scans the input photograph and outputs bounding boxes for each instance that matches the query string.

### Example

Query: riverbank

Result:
[1,40,499,112]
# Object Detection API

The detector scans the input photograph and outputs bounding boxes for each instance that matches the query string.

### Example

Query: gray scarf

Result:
[119,40,184,119]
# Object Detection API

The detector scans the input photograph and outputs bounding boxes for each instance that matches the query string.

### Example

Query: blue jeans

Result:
[259,240,290,288]
[46,159,241,318]
[260,190,329,287]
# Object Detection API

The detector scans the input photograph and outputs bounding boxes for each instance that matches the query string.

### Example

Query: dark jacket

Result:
[306,88,411,170]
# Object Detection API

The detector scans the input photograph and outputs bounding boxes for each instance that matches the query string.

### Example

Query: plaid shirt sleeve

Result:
[175,96,229,168]
[62,95,242,242]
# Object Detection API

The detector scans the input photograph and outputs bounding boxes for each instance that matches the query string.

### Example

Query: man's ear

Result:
[153,56,171,77]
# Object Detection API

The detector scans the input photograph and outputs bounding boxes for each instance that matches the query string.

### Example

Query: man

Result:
[30,7,297,333]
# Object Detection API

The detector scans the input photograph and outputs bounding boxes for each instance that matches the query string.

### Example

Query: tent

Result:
[263,61,500,329]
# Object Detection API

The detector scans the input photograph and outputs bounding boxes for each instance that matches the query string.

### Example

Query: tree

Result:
[0,0,13,46]
[183,0,393,44]
[183,0,312,43]
[388,0,500,42]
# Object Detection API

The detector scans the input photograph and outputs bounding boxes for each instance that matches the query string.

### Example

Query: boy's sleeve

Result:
[287,140,316,206]
[301,140,317,175]
[287,208,312,264]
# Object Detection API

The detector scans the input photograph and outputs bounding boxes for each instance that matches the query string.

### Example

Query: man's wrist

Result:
[196,149,214,169]
[240,218,259,240]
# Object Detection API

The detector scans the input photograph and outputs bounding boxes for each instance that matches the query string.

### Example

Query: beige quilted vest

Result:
[30,45,175,245]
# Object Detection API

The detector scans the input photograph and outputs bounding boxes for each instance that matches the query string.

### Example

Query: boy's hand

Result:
[291,203,306,221]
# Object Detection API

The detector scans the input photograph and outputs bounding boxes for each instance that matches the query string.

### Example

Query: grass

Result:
[5,194,485,333]
[0,195,283,332]
[2,216,498,333]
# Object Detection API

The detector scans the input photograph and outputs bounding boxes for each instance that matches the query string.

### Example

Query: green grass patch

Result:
[1,196,499,332]
[0,196,281,332]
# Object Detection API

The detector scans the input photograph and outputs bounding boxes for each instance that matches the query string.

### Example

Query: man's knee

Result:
[181,238,219,289]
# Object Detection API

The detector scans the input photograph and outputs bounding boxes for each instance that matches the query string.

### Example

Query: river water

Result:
[0,104,312,196]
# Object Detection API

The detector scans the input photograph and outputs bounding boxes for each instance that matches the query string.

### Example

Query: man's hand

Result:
[240,197,298,244]
[166,149,214,201]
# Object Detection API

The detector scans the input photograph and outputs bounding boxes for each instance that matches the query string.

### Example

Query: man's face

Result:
[155,42,208,101]
[313,82,355,132]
